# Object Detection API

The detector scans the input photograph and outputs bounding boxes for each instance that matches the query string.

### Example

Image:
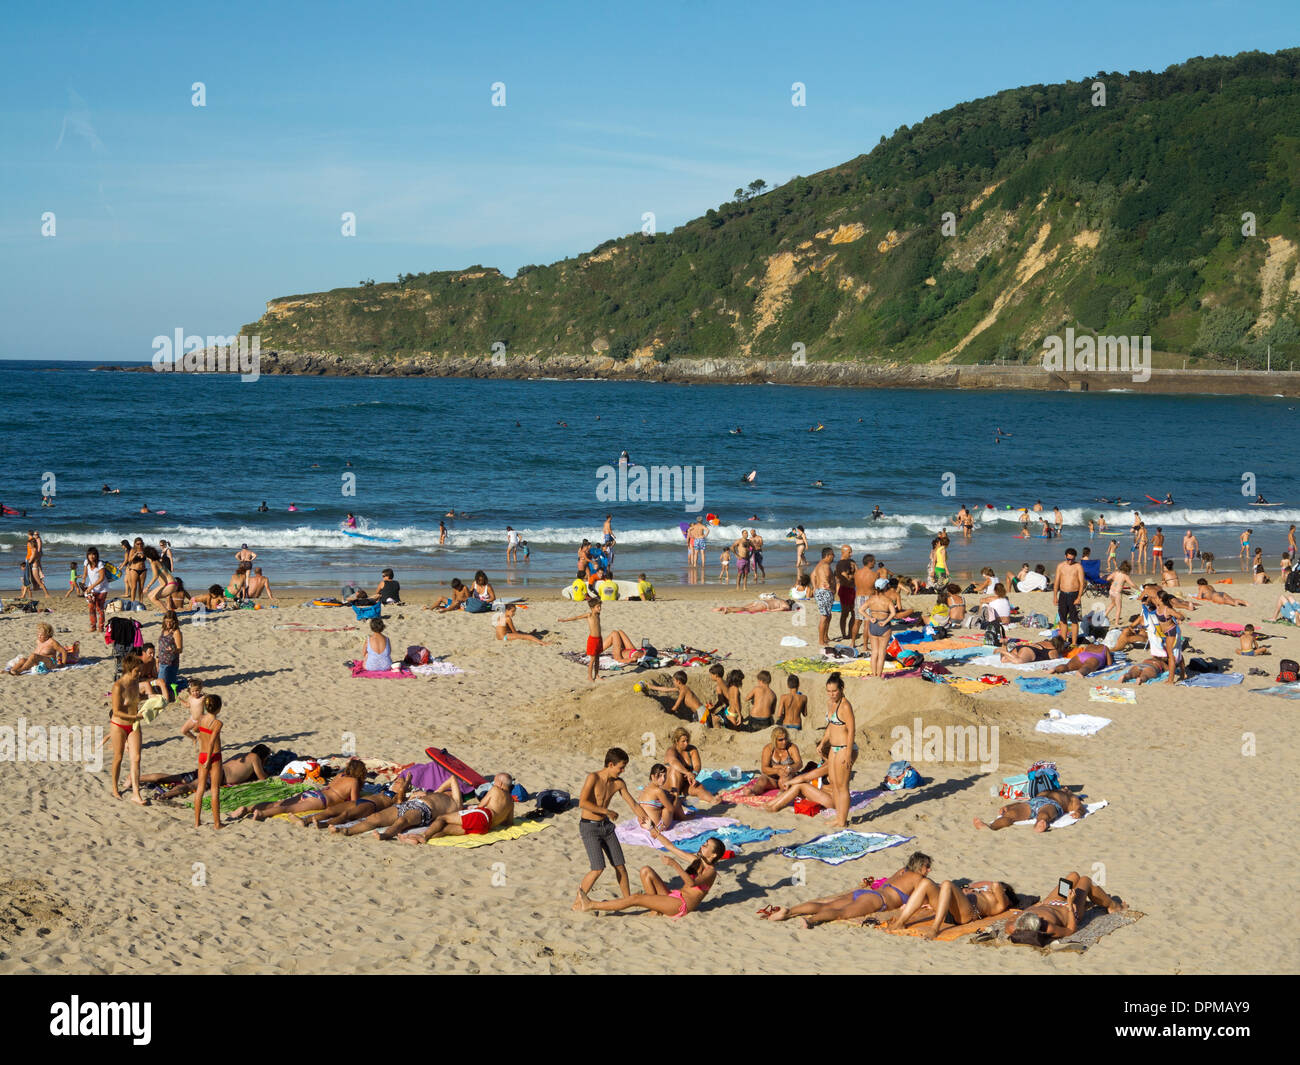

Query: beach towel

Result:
[872,910,1017,941]
[1015,676,1066,695]
[616,815,739,850]
[780,636,807,647]
[3,656,93,676]
[560,650,626,671]
[1035,709,1111,736]
[407,660,467,676]
[925,645,993,663]
[136,695,169,727]
[1190,620,1246,634]
[1179,672,1244,687]
[779,830,912,865]
[419,819,551,848]
[714,787,884,820]
[967,653,1059,671]
[1011,799,1108,828]
[273,623,358,632]
[1249,682,1300,700]
[347,660,415,679]
[934,676,988,695]
[695,768,755,794]
[190,776,315,812]
[1090,685,1136,704]
[671,823,792,852]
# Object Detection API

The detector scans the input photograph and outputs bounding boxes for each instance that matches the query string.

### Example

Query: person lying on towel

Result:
[884,875,1020,939]
[974,788,1086,833]
[1005,871,1126,946]
[401,773,515,843]
[331,776,464,840]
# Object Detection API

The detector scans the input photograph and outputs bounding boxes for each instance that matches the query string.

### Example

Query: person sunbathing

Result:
[748,726,803,794]
[401,773,515,842]
[495,604,550,644]
[998,635,1065,664]
[757,852,933,928]
[141,744,271,799]
[884,876,1019,939]
[6,622,77,675]
[1107,615,1148,654]
[1193,579,1247,607]
[331,776,464,838]
[573,831,724,918]
[1268,594,1300,623]
[1049,644,1113,676]
[1005,871,1125,946]
[1120,657,1167,685]
[641,671,705,721]
[229,759,367,820]
[664,727,715,803]
[637,764,689,830]
[298,775,407,827]
[713,597,793,614]
[974,788,1086,833]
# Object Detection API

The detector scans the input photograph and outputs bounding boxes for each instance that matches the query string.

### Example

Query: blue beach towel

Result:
[695,769,756,794]
[673,823,792,853]
[1015,676,1066,695]
[1250,683,1300,699]
[926,645,991,663]
[779,830,912,866]
[1178,672,1244,688]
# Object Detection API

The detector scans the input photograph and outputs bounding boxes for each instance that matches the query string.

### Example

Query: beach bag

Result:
[1027,761,1061,795]
[884,760,921,790]
[1287,569,1300,593]
[884,636,901,659]
[404,645,431,665]
[535,789,570,814]
[351,602,382,620]
[983,615,1005,646]
[896,649,924,670]
[1278,659,1299,683]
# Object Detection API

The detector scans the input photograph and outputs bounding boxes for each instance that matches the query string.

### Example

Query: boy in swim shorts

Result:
[578,748,652,899]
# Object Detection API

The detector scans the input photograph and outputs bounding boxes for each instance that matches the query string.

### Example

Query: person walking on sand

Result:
[794,525,808,572]
[1240,528,1253,570]
[506,525,520,564]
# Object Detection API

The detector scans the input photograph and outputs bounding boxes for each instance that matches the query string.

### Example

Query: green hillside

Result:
[244,48,1300,370]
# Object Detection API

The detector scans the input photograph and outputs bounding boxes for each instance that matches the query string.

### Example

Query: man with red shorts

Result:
[401,773,515,842]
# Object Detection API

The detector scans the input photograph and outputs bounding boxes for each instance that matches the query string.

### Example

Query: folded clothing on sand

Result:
[1012,799,1108,828]
[779,830,912,865]
[1035,709,1111,736]
[1179,672,1244,687]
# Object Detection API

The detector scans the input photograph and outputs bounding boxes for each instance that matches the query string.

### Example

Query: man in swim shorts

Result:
[1052,548,1085,645]
[810,548,835,646]
[332,777,465,838]
[974,788,1085,833]
[1005,871,1125,945]
[403,772,515,842]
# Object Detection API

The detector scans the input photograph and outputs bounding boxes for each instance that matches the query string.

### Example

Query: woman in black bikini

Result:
[749,726,803,794]
[999,635,1066,664]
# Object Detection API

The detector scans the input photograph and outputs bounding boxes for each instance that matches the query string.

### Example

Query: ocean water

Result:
[2,360,1295,592]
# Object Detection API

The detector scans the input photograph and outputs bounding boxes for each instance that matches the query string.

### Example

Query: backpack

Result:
[983,617,1005,646]
[1278,659,1300,684]
[404,645,431,665]
[1288,568,1300,594]
[883,760,921,790]
[896,649,924,670]
[999,761,1060,799]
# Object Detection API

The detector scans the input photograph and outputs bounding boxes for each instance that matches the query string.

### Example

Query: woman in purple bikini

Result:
[757,851,933,927]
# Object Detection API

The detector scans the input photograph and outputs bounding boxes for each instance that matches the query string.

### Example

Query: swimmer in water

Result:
[871,506,883,521]
[257,501,269,513]
[812,480,824,488]
[288,503,298,511]
[139,504,150,514]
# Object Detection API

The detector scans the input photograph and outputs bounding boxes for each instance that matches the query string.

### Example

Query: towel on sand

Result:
[1250,682,1300,700]
[1012,799,1108,828]
[1179,672,1244,687]
[190,777,315,812]
[716,786,885,820]
[408,660,466,676]
[347,660,415,679]
[416,819,551,848]
[1015,676,1066,695]
[695,769,755,794]
[926,645,995,663]
[1035,709,1111,736]
[616,816,738,849]
[779,830,912,865]
[968,653,1058,671]
[3,656,93,675]
[672,823,792,852]
[872,910,1017,941]
[1190,620,1246,634]
[1090,685,1136,704]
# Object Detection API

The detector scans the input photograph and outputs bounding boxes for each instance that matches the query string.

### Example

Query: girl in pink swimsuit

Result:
[574,834,724,918]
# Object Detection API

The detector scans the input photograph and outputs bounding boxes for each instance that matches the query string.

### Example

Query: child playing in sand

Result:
[578,748,653,899]
[745,670,777,730]
[192,694,225,830]
[778,674,807,731]
[642,671,705,722]
[707,664,745,728]
[430,578,470,611]
[1240,624,1269,656]
[495,603,550,644]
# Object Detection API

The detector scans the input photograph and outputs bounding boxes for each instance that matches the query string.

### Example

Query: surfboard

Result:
[424,747,487,793]
[341,529,400,544]
[1249,502,1284,506]
[1144,495,1173,505]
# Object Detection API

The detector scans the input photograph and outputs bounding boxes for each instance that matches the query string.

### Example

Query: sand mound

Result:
[0,878,80,943]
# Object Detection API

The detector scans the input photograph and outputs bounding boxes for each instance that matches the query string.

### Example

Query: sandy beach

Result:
[0,576,1295,975]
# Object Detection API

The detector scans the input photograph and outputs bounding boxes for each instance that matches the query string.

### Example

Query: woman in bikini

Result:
[192,694,225,830]
[1106,560,1138,625]
[748,726,803,795]
[574,831,724,918]
[108,654,148,806]
[1006,871,1125,946]
[885,876,1019,939]
[758,852,932,927]
[766,672,856,826]
[229,758,367,820]
[998,635,1066,664]
[861,585,896,678]
[144,546,181,610]
[1049,644,1113,676]
[298,776,407,828]
[638,764,689,830]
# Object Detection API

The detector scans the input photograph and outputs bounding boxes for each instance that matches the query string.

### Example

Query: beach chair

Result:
[1081,559,1107,597]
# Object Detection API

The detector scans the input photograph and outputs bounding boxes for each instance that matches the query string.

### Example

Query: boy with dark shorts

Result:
[578,748,651,898]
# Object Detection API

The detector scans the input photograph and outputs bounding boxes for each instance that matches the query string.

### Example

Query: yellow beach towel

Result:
[422,819,552,848]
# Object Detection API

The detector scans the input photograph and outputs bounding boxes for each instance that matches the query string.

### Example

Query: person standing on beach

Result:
[834,546,856,640]
[1053,548,1086,646]
[733,530,752,591]
[810,548,835,647]
[578,748,651,900]
[750,529,766,583]
[235,543,257,567]
[192,694,224,830]
[1240,528,1253,570]
[506,525,519,564]
[1053,506,1063,535]
[1133,521,1149,574]
[1289,524,1297,559]
[108,654,148,806]
[1183,529,1198,573]
[83,547,108,633]
[1151,527,1165,572]
[794,526,808,571]
[602,514,616,565]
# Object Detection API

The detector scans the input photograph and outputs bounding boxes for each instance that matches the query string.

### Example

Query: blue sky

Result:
[1,0,1295,361]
